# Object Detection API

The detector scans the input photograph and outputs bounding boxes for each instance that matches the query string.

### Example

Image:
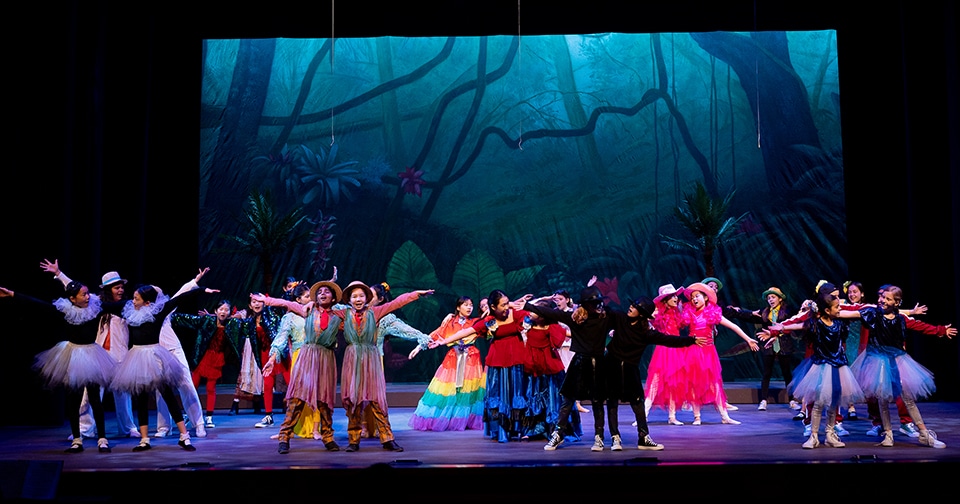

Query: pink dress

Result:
[644,302,689,409]
[679,303,729,408]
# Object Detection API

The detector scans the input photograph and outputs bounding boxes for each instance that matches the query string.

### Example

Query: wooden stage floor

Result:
[2,384,959,501]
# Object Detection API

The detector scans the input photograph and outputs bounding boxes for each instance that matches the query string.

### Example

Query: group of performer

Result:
[1,261,956,454]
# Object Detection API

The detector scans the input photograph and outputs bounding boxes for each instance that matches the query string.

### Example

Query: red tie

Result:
[103,324,111,351]
[320,310,329,330]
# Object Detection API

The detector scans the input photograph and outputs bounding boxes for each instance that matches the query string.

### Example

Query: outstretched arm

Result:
[428,326,478,348]
[40,258,73,287]
[720,317,759,351]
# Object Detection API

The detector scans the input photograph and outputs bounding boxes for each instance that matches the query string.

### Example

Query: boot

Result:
[824,429,846,448]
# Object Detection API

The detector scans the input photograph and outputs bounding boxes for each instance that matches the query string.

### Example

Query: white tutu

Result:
[33,341,116,390]
[110,344,187,394]
[789,363,864,407]
[850,346,936,402]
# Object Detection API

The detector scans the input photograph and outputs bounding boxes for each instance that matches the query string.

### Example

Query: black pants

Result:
[67,384,105,439]
[133,385,182,429]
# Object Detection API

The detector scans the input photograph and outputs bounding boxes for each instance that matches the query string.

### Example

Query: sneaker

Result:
[611,434,623,451]
[591,434,604,452]
[195,423,207,438]
[899,422,920,438]
[637,434,664,451]
[789,400,802,411]
[277,441,290,454]
[543,431,565,451]
[154,427,170,438]
[879,430,894,447]
[725,403,739,411]
[918,430,946,449]
[132,439,152,452]
[833,423,849,437]
[97,438,111,453]
[824,430,846,448]
[255,414,275,428]
[802,434,820,449]
[128,429,141,438]
[803,424,812,437]
[865,424,882,437]
[757,400,767,411]
[792,410,806,421]
[204,416,215,428]
[179,435,196,452]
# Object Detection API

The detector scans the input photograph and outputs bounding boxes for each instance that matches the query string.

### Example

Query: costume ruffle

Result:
[237,338,264,396]
[340,344,388,412]
[850,346,936,401]
[110,344,186,394]
[409,345,486,431]
[789,363,864,406]
[484,364,528,442]
[682,344,728,407]
[285,344,337,409]
[645,343,690,409]
[33,341,116,389]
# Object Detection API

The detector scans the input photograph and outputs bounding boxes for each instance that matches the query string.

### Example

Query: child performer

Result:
[838,285,956,448]
[607,296,705,450]
[253,280,344,454]
[763,292,864,448]
[408,295,486,431]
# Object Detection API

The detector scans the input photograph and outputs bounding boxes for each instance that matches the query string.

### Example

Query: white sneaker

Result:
[154,427,170,438]
[195,423,207,438]
[824,430,846,448]
[255,414,275,428]
[918,430,946,449]
[899,422,920,438]
[757,400,767,411]
[128,429,141,438]
[543,431,564,451]
[204,416,216,428]
[591,434,604,452]
[611,434,623,451]
[789,400,802,411]
[833,422,849,437]
[803,424,812,437]
[865,424,882,437]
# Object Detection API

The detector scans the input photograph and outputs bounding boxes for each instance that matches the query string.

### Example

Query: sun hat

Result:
[309,280,342,305]
[341,280,374,305]
[654,283,680,304]
[682,282,717,306]
[701,277,723,291]
[99,271,127,288]
[761,287,786,301]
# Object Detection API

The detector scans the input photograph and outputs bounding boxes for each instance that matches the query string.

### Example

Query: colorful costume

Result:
[679,302,729,410]
[644,299,688,413]
[469,310,533,442]
[521,322,567,438]
[409,314,486,431]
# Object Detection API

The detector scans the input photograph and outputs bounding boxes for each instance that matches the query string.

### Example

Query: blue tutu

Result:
[789,362,864,406]
[850,345,936,402]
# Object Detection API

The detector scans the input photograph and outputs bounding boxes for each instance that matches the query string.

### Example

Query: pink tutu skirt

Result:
[33,341,116,390]
[789,363,864,406]
[285,344,337,408]
[683,344,728,407]
[645,344,690,409]
[110,344,186,394]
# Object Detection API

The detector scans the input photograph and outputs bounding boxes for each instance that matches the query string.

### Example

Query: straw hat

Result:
[99,271,127,288]
[701,277,723,291]
[654,283,680,304]
[341,280,374,305]
[682,282,717,306]
[309,280,342,305]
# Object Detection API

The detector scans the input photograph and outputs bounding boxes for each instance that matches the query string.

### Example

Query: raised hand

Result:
[40,258,60,276]
[194,267,211,283]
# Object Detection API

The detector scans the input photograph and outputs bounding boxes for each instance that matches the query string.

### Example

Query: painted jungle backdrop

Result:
[199,31,844,383]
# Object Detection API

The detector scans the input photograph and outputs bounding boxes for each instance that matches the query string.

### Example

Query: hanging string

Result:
[517,0,523,151]
[754,0,760,149]
[330,0,336,146]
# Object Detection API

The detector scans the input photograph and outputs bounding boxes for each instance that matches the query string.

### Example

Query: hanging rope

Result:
[330,0,336,146]
[517,0,523,151]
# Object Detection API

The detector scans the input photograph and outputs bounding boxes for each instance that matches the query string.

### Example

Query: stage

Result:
[2,383,958,501]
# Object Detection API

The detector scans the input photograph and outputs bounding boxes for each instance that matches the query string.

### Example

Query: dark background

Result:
[5,1,958,425]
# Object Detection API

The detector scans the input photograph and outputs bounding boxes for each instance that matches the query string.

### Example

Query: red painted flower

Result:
[398,166,426,197]
[594,277,620,307]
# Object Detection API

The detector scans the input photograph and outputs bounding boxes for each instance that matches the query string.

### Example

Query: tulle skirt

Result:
[409,345,486,431]
[645,345,690,409]
[110,344,187,394]
[683,344,728,407]
[286,344,337,409]
[850,346,936,402]
[340,344,388,412]
[789,362,864,406]
[33,341,116,390]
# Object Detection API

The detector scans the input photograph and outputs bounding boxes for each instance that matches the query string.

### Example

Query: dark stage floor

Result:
[2,384,958,501]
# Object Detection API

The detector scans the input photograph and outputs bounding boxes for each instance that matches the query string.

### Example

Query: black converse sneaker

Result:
[638,434,664,451]
[543,430,565,451]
